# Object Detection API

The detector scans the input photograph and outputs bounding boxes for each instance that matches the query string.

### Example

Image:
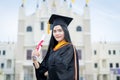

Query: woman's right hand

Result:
[32,49,40,69]
[32,49,40,61]
[32,49,40,57]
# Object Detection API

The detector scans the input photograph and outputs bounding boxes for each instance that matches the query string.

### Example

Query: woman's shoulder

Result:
[66,43,74,48]
[61,43,74,51]
[54,43,74,53]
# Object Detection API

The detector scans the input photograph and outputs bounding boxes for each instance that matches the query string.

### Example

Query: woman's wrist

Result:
[32,56,38,61]
[33,60,40,69]
[32,56,40,69]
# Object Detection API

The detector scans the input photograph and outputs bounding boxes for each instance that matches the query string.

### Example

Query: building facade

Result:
[92,42,120,80]
[0,42,15,80]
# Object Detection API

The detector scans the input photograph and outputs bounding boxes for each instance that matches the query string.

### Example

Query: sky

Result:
[0,0,120,42]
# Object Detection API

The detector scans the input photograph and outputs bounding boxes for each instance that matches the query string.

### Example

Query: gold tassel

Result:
[47,22,50,34]
[22,0,26,4]
[86,0,90,4]
[71,0,75,3]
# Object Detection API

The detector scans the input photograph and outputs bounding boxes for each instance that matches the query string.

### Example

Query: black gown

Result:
[34,44,79,80]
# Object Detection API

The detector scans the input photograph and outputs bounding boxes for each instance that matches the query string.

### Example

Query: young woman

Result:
[32,14,79,80]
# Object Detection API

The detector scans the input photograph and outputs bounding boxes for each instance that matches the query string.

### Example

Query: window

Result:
[7,59,12,68]
[6,74,11,80]
[26,50,32,60]
[94,50,97,55]
[24,66,33,80]
[116,76,120,80]
[102,60,106,68]
[1,63,4,68]
[77,49,82,60]
[113,50,116,55]
[110,63,113,68]
[116,63,119,68]
[103,75,107,80]
[40,22,44,30]
[26,26,32,32]
[108,50,111,55]
[69,4,72,8]
[76,26,82,31]
[3,50,6,55]
[94,63,98,68]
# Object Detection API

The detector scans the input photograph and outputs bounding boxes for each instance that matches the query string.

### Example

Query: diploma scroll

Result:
[36,34,45,51]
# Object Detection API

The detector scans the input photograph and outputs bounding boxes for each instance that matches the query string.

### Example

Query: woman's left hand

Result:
[44,71,48,77]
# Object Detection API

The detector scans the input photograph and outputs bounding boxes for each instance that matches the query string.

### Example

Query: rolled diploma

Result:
[36,34,45,51]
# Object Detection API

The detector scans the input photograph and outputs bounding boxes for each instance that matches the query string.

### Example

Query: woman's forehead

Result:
[53,25,63,30]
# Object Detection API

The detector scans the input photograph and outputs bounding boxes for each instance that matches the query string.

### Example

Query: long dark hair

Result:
[46,24,72,54]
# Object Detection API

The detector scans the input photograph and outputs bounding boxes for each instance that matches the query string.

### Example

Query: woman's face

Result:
[53,25,65,42]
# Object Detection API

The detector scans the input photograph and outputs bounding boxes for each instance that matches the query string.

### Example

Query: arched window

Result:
[26,26,32,32]
[76,26,82,32]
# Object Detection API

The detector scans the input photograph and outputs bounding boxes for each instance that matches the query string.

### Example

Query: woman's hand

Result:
[32,49,40,57]
[32,49,40,61]
[44,71,48,77]
[32,49,40,69]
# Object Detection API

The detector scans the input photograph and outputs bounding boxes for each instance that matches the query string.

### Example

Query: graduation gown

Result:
[34,44,79,80]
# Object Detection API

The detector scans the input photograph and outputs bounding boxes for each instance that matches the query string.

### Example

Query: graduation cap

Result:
[47,14,73,34]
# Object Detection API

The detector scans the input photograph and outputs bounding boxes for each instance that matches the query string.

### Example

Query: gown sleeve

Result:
[58,44,79,80]
[61,45,74,69]
[33,53,49,80]
[33,60,47,80]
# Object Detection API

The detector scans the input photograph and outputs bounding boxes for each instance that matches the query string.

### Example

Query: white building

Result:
[15,0,93,80]
[92,42,120,80]
[0,42,15,80]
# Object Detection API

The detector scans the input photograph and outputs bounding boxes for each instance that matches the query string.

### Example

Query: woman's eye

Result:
[53,30,56,33]
[58,29,62,32]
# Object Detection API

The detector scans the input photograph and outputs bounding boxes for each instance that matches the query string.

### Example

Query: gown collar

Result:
[53,40,69,51]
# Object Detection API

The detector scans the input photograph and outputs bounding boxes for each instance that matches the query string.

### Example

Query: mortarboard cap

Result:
[49,14,73,27]
[47,14,73,34]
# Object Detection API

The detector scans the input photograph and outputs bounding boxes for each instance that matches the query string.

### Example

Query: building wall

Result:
[0,42,15,80]
[92,42,120,80]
